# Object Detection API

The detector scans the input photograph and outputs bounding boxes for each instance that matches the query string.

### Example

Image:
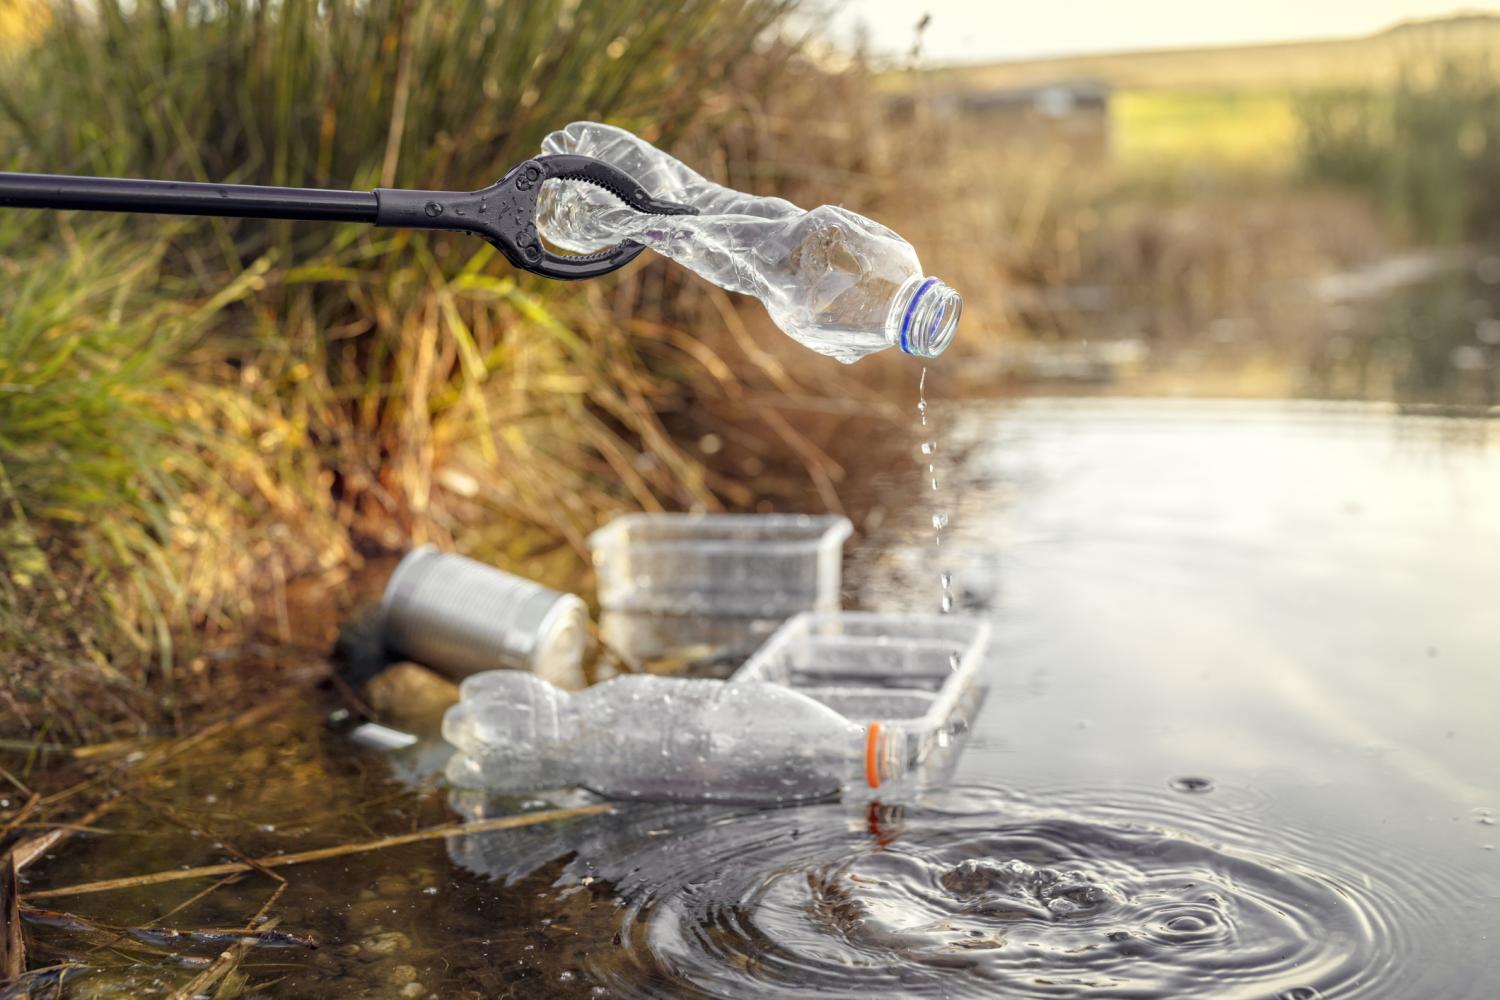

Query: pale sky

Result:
[833,1,1496,64]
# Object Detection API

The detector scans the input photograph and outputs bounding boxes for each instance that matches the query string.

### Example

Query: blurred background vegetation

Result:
[2,0,1498,741]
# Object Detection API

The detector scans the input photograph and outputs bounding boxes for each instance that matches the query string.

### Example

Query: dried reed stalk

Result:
[29,805,612,900]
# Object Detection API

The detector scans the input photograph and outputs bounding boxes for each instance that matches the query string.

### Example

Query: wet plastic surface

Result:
[732,611,991,764]
[589,512,852,618]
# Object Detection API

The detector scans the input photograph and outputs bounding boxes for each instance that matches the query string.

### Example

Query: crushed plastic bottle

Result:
[442,670,909,803]
[535,121,962,364]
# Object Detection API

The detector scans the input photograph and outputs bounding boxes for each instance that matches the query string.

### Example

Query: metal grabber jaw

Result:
[373,154,698,280]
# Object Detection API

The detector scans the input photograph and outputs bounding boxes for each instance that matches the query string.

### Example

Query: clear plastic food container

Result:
[589,513,853,617]
[597,610,777,679]
[730,612,992,763]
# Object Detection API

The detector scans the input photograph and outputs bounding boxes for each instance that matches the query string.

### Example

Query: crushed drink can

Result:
[380,546,590,691]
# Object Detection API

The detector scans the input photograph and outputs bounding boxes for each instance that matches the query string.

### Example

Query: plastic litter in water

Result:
[444,612,990,802]
[380,546,591,690]
[590,512,852,667]
[443,671,910,803]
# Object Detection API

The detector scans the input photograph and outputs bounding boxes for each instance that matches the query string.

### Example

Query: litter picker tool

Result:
[0,154,696,280]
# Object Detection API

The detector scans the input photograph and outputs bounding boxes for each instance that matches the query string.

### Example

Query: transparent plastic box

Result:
[730,612,991,763]
[597,610,776,678]
[589,513,852,618]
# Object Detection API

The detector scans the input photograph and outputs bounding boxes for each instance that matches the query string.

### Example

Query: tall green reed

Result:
[1297,53,1500,244]
[1,0,820,735]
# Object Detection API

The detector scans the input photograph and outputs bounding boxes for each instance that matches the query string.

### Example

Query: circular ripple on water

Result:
[581,786,1432,999]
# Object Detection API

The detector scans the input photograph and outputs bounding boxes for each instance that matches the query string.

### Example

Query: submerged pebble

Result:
[360,931,410,957]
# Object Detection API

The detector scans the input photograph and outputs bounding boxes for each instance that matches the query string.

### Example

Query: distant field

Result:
[887,14,1500,94]
[1114,91,1300,170]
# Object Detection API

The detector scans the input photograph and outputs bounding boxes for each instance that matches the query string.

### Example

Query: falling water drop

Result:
[919,365,952,612]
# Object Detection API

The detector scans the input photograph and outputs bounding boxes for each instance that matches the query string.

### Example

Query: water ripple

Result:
[454,784,1452,999]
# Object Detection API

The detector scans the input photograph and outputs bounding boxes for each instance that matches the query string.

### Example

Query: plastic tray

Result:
[730,611,991,762]
[589,513,852,618]
[597,610,779,677]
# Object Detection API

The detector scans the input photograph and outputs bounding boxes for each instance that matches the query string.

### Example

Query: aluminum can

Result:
[380,546,590,690]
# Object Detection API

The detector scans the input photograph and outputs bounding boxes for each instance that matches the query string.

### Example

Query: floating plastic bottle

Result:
[535,121,962,364]
[442,670,909,803]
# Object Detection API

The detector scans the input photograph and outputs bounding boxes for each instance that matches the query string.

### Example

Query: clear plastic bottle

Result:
[535,121,962,364]
[442,670,909,802]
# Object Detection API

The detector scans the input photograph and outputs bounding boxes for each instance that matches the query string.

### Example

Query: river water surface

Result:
[20,398,1500,998]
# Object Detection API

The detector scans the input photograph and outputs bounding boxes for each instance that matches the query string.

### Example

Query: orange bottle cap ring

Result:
[865,721,882,789]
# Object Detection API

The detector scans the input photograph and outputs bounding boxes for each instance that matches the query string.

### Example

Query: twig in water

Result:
[145,875,247,928]
[9,799,122,875]
[13,677,319,879]
[169,854,299,1000]
[0,962,85,1000]
[0,796,39,845]
[0,768,31,801]
[1,852,22,982]
[21,908,317,951]
[29,804,613,899]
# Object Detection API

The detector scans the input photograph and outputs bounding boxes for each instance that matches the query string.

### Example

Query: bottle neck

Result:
[886,276,962,358]
[863,721,910,792]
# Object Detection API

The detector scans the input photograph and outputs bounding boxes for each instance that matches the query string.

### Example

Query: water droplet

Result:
[1166,913,1208,932]
[920,441,936,455]
[559,970,575,982]
[932,512,949,530]
[1278,989,1323,1000]
[424,201,443,217]
[941,593,954,613]
[1169,776,1215,794]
